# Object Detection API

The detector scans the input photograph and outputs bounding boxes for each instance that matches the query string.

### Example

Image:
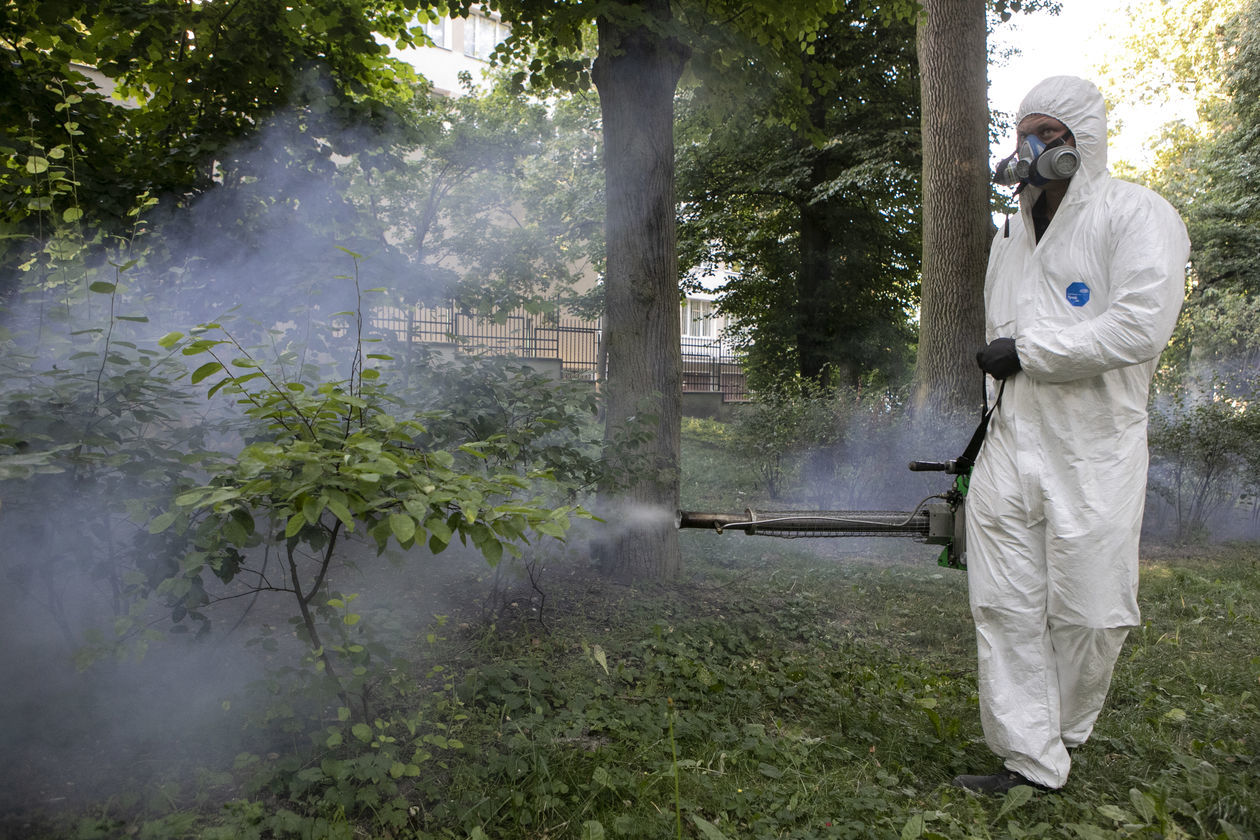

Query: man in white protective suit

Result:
[953,76,1190,794]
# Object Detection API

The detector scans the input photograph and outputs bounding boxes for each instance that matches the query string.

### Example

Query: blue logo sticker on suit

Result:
[1065,281,1090,307]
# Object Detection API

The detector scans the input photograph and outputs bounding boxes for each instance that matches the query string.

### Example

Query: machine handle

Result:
[909,459,970,475]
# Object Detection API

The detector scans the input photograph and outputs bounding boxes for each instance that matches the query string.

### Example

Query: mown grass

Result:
[17,428,1260,839]
[379,539,1255,840]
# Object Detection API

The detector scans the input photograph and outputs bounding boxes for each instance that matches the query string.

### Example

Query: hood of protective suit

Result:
[1016,76,1108,199]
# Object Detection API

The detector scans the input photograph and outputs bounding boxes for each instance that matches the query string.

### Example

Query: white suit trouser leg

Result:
[965,467,1139,789]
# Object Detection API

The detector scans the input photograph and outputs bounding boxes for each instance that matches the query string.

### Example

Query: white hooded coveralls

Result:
[965,76,1189,789]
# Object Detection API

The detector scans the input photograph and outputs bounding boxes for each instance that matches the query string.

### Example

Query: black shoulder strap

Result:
[954,379,1006,474]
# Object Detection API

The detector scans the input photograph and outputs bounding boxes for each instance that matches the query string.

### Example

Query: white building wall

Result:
[390,12,509,97]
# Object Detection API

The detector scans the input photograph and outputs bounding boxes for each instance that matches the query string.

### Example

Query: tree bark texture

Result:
[591,2,688,581]
[796,148,839,386]
[913,0,989,420]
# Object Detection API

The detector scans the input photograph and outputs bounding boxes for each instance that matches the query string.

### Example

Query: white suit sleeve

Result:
[1018,191,1189,383]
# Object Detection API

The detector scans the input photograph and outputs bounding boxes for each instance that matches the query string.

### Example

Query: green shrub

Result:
[1147,375,1260,540]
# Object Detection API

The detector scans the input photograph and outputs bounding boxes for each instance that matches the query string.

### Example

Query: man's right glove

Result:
[976,337,1021,380]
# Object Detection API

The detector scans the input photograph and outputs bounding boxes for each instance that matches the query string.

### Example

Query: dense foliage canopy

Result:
[1102,0,1260,379]
[675,3,921,391]
[0,0,438,279]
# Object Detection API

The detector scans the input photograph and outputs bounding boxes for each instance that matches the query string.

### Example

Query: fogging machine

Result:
[677,382,1006,571]
[677,462,970,570]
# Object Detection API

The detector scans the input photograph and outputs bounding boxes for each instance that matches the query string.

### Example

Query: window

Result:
[423,18,451,50]
[681,297,715,339]
[463,12,509,61]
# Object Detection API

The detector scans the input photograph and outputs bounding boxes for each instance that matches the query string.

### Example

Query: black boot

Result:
[951,769,1052,794]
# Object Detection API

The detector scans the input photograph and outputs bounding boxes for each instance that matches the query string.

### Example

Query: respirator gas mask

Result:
[994,133,1081,189]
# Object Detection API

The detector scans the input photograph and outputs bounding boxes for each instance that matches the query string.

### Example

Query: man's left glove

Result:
[976,337,1021,380]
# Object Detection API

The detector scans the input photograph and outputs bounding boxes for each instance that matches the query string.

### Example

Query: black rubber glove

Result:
[976,337,1021,380]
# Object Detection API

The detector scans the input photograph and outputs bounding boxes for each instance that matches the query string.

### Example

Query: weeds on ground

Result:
[26,536,1255,840]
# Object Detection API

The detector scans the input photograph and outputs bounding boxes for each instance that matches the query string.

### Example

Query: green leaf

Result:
[458,443,488,459]
[26,157,49,174]
[591,644,609,675]
[691,816,730,840]
[1096,804,1134,823]
[88,281,117,294]
[899,813,923,840]
[426,514,453,545]
[148,511,177,534]
[182,338,226,355]
[174,490,206,507]
[158,331,184,348]
[993,783,1035,820]
[206,377,232,398]
[191,361,224,384]
[389,513,416,543]
[62,207,83,223]
[1219,820,1248,840]
[480,536,503,566]
[285,512,305,538]
[1129,789,1157,823]
[537,520,568,539]
[303,496,323,526]
[326,498,355,529]
[351,723,372,742]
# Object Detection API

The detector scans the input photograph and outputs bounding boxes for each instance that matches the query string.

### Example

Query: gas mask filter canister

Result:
[994,134,1081,188]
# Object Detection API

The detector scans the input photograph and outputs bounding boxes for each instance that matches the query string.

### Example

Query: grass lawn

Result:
[10,427,1260,839]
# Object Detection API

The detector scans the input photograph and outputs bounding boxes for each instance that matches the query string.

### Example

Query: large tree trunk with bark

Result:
[591,2,689,581]
[796,149,839,387]
[913,0,989,420]
[797,205,835,384]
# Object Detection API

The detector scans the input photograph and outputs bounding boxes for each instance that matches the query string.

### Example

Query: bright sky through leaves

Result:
[988,0,1189,169]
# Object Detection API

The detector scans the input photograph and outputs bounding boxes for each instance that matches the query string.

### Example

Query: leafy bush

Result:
[727,382,861,502]
[0,279,215,653]
[395,346,604,499]
[1147,375,1260,540]
[726,382,959,510]
[1,260,598,720]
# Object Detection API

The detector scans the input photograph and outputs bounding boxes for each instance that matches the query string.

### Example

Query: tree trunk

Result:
[913,0,989,420]
[591,2,689,581]
[796,170,836,386]
[795,89,838,388]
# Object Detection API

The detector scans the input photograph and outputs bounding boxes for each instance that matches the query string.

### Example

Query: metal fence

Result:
[368,303,748,401]
[682,337,749,402]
